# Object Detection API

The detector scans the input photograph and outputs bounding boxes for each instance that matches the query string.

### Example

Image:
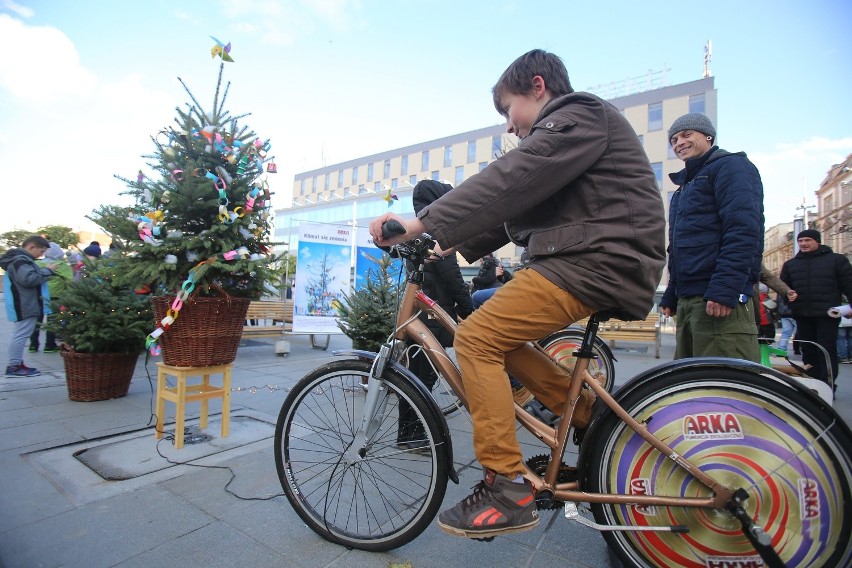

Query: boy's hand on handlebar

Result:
[370,213,426,247]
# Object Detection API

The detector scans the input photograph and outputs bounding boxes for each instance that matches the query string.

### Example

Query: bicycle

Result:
[274,224,852,567]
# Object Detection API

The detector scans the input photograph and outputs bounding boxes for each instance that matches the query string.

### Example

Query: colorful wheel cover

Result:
[599,384,848,568]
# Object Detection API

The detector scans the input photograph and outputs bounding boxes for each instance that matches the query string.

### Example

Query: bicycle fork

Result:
[346,343,394,462]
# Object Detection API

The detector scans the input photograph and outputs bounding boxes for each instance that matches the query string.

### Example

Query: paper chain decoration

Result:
[144,247,260,356]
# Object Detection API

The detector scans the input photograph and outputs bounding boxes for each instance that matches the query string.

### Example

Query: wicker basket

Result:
[151,292,250,367]
[61,349,140,402]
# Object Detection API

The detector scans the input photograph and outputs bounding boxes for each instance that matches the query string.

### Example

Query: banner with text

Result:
[292,223,352,334]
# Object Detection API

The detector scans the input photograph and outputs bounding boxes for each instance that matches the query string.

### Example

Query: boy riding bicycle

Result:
[370,49,665,539]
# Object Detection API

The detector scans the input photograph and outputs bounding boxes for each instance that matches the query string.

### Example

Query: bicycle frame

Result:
[381,268,736,512]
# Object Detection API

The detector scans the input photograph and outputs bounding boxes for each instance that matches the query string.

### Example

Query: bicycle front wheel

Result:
[274,359,449,551]
[584,367,852,568]
[538,328,615,392]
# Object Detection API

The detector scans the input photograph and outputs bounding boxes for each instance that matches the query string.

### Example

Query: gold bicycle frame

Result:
[391,278,736,511]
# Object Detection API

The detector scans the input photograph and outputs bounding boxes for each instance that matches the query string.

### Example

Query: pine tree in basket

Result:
[90,63,279,300]
[335,253,400,352]
[44,267,153,354]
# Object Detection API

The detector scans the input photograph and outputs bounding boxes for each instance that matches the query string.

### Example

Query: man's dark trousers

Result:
[795,316,840,384]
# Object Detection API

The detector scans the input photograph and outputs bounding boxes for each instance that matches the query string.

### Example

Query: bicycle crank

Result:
[725,489,786,568]
[525,454,578,510]
[564,503,689,533]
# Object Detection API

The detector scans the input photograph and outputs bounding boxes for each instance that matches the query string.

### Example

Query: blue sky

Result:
[1,0,850,236]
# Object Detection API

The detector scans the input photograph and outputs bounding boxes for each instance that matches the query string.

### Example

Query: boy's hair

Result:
[22,235,50,249]
[492,49,573,115]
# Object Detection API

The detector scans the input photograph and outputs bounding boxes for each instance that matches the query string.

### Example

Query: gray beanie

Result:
[668,113,716,143]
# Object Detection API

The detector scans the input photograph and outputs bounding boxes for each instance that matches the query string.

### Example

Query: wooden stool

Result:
[155,362,232,449]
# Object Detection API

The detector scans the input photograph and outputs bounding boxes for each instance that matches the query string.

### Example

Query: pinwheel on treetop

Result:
[210,36,234,62]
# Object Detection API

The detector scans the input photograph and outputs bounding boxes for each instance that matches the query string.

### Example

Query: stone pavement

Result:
[1,308,850,568]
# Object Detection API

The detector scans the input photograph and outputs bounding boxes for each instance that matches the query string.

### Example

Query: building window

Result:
[431,170,439,180]
[358,184,365,195]
[648,102,663,131]
[352,167,358,185]
[421,150,429,171]
[337,171,344,188]
[455,166,464,186]
[312,176,317,191]
[401,154,408,175]
[492,135,502,157]
[479,161,488,172]
[823,195,834,212]
[324,175,330,191]
[344,187,351,196]
[374,181,381,193]
[384,159,391,178]
[391,178,398,189]
[367,162,374,182]
[299,179,306,195]
[651,162,663,189]
[689,93,706,115]
[467,140,476,163]
[444,146,452,167]
[409,174,417,186]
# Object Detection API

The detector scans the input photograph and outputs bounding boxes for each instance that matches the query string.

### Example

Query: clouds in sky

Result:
[0,1,849,236]
[751,137,852,225]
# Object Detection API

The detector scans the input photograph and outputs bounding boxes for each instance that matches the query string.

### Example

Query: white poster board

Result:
[292,223,352,334]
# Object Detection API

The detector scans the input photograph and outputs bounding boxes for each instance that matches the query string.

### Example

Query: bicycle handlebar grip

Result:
[381,219,406,239]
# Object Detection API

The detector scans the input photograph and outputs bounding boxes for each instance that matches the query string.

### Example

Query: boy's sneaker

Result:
[5,365,41,377]
[43,347,60,353]
[28,346,38,353]
[437,469,539,538]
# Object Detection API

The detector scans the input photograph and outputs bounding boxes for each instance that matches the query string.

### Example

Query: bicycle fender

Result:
[576,356,850,473]
[333,349,459,485]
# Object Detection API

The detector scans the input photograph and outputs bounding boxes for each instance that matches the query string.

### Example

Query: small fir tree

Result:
[45,266,153,354]
[335,253,400,352]
[90,63,279,299]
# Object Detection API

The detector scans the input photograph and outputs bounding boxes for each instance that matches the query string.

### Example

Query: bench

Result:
[576,313,662,358]
[243,300,330,350]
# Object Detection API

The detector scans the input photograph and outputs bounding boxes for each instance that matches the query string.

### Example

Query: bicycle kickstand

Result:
[725,489,786,568]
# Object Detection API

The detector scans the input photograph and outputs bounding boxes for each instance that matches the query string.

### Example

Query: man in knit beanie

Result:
[781,229,852,389]
[660,113,765,361]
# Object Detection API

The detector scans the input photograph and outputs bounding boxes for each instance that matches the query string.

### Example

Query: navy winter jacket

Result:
[660,147,764,310]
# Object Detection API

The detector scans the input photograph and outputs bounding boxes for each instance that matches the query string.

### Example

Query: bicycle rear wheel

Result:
[584,367,852,568]
[538,328,615,392]
[274,359,449,551]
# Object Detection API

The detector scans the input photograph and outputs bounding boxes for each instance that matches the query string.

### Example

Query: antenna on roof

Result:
[703,40,713,78]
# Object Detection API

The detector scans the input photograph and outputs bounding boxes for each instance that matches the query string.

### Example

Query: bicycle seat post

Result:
[576,314,602,358]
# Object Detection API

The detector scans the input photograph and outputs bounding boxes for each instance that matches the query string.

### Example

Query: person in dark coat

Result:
[470,254,513,308]
[397,180,473,451]
[780,229,852,386]
[659,113,764,362]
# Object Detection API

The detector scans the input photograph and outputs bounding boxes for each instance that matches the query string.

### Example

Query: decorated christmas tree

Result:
[91,62,279,301]
[334,253,399,351]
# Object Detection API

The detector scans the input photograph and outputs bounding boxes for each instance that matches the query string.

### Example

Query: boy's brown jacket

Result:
[416,92,666,320]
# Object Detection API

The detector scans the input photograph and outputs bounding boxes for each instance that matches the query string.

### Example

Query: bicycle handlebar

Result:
[381,219,406,239]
